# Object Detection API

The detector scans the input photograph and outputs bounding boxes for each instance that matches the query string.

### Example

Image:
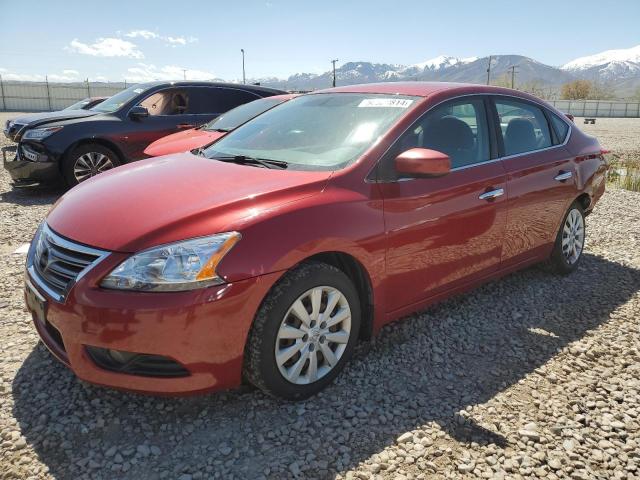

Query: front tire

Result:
[546,201,586,274]
[244,262,361,400]
[63,144,120,187]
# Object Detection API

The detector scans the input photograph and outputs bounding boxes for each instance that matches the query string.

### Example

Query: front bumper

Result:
[24,251,282,395]
[3,143,63,185]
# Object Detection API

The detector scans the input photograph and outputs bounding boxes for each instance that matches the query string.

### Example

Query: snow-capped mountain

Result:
[562,45,640,71]
[254,46,640,96]
[403,55,478,73]
[561,45,640,86]
[258,55,574,92]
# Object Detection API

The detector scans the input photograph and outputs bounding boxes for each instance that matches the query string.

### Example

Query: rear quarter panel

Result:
[566,128,608,212]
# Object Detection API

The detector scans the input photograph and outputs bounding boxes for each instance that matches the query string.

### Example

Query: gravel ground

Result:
[1,112,639,480]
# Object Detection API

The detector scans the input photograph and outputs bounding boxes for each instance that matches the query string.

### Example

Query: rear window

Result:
[550,113,570,144]
[494,98,552,156]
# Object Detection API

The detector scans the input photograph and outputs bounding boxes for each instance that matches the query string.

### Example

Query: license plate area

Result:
[25,278,47,326]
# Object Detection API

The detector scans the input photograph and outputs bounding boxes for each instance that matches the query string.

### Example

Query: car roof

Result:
[316,81,531,99]
[136,80,286,96]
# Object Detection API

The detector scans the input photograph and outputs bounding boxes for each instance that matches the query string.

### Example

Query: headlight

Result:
[22,126,63,141]
[101,232,241,292]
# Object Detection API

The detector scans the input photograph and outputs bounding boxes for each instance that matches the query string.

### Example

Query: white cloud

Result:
[166,36,187,45]
[63,69,79,75]
[67,37,144,59]
[124,30,158,40]
[124,63,216,82]
[123,30,197,47]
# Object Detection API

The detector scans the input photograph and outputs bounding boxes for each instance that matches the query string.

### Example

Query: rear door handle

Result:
[177,124,196,129]
[554,171,573,182]
[479,188,504,201]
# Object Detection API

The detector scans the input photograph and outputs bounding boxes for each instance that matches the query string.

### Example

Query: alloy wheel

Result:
[275,286,352,385]
[562,208,584,264]
[73,152,115,183]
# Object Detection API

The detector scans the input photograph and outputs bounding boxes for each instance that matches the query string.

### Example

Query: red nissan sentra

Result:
[24,82,608,400]
[143,94,297,157]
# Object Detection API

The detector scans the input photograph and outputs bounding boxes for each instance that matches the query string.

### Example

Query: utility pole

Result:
[486,55,492,85]
[182,69,187,80]
[241,49,246,84]
[331,59,339,87]
[510,65,518,89]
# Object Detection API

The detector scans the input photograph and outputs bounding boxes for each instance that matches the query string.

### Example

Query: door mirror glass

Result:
[129,105,149,120]
[395,148,451,177]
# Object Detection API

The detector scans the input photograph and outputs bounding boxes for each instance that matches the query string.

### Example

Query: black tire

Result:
[545,201,586,275]
[244,262,361,400]
[62,144,120,187]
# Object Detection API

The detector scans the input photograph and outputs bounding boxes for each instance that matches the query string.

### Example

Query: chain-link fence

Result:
[2,78,640,117]
[0,78,128,111]
[549,100,640,118]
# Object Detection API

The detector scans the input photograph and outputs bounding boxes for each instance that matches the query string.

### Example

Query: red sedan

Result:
[24,82,608,400]
[143,94,297,157]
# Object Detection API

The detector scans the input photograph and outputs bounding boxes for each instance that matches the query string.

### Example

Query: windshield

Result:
[64,99,91,110]
[91,85,147,113]
[203,96,288,132]
[203,93,418,170]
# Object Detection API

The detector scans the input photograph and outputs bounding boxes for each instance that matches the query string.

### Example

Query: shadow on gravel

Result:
[12,253,640,479]
[0,185,64,207]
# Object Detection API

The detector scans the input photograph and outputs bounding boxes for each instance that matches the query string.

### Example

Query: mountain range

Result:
[254,45,640,98]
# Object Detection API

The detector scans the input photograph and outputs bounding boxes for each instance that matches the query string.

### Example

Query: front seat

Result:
[504,118,538,155]
[422,116,475,168]
[171,93,188,115]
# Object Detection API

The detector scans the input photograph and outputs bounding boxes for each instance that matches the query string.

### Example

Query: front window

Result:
[91,84,149,113]
[203,93,418,170]
[203,97,287,132]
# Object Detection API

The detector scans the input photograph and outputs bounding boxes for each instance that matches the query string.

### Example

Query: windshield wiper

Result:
[211,155,288,169]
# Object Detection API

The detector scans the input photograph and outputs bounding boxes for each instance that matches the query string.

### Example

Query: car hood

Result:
[10,109,99,128]
[144,128,225,157]
[46,153,332,252]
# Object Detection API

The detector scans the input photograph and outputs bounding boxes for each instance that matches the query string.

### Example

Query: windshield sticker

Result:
[358,98,413,108]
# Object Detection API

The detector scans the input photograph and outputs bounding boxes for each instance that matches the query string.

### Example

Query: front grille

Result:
[44,320,66,352]
[29,224,108,301]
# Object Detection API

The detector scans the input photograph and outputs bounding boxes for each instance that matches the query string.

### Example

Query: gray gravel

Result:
[1,111,640,479]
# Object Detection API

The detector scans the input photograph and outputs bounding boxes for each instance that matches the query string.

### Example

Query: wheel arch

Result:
[61,137,126,173]
[301,251,375,340]
[574,192,591,212]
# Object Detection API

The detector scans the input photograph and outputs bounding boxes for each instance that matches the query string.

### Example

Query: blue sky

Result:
[0,0,639,82]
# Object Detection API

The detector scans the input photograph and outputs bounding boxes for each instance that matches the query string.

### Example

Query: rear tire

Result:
[244,262,361,400]
[545,201,585,275]
[63,144,120,187]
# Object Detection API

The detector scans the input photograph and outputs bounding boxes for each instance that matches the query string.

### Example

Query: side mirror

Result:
[395,148,451,178]
[129,105,149,120]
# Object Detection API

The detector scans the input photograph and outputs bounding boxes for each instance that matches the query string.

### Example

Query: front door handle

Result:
[479,188,504,201]
[554,171,573,182]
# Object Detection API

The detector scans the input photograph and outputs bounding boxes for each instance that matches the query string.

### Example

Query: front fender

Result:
[218,186,386,284]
